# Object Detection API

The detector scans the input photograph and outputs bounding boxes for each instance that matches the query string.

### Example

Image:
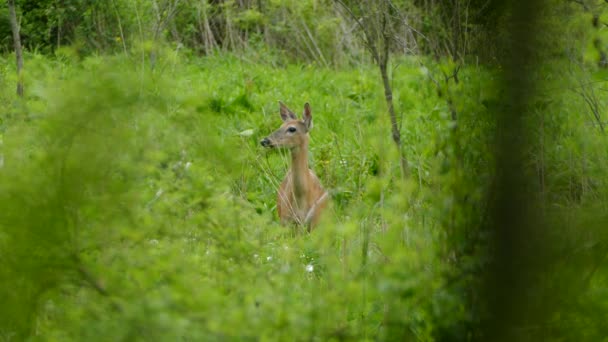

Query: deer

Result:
[260,102,328,229]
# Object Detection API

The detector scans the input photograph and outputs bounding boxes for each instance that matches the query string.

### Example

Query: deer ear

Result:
[279,101,297,121]
[303,103,313,131]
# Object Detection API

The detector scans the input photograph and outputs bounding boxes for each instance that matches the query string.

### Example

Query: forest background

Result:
[1,0,607,340]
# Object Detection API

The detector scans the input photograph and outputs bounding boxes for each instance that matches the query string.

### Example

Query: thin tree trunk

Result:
[112,0,128,54]
[379,12,408,177]
[197,0,217,54]
[7,0,23,97]
[335,0,409,178]
[379,59,408,177]
[300,18,329,67]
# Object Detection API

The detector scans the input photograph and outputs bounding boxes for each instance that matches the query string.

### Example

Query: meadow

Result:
[0,44,499,339]
[1,36,607,342]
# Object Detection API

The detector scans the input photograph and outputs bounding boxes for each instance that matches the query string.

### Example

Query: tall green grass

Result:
[0,48,606,340]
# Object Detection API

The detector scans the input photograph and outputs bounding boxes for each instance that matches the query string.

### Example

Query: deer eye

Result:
[287,127,297,133]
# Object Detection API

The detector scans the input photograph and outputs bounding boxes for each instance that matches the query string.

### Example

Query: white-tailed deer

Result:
[260,102,328,229]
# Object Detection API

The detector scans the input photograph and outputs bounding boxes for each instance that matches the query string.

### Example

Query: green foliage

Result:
[0,47,501,340]
[1,38,606,339]
[1,1,608,340]
[1,0,114,53]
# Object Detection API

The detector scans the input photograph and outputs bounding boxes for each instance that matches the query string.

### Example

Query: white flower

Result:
[253,254,259,259]
[185,161,192,170]
[305,264,314,273]
[266,256,273,261]
[148,239,159,245]
[155,188,163,197]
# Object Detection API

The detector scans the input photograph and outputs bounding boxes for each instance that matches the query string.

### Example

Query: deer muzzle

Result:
[260,137,273,148]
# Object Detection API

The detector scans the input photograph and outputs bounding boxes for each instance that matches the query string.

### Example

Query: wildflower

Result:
[305,264,314,273]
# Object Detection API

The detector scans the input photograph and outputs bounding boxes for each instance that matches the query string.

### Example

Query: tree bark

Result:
[379,57,408,178]
[483,1,546,340]
[335,0,409,177]
[379,11,408,177]
[7,0,24,97]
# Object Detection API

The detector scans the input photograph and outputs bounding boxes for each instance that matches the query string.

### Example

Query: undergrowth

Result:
[0,48,606,340]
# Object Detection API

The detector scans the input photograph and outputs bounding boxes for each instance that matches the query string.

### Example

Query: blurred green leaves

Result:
[0,60,146,337]
[0,19,607,338]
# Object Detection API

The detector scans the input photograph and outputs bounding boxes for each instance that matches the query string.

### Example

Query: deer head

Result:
[260,102,313,150]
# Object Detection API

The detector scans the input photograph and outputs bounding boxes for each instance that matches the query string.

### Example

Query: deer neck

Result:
[290,141,310,201]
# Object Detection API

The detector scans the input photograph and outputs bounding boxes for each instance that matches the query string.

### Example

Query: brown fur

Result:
[261,102,328,229]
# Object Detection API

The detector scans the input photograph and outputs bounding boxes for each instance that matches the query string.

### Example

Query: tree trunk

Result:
[335,0,409,177]
[7,0,24,97]
[379,11,408,178]
[482,1,546,340]
[379,60,408,178]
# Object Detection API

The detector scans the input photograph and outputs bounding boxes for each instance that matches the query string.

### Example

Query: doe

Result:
[260,102,328,229]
